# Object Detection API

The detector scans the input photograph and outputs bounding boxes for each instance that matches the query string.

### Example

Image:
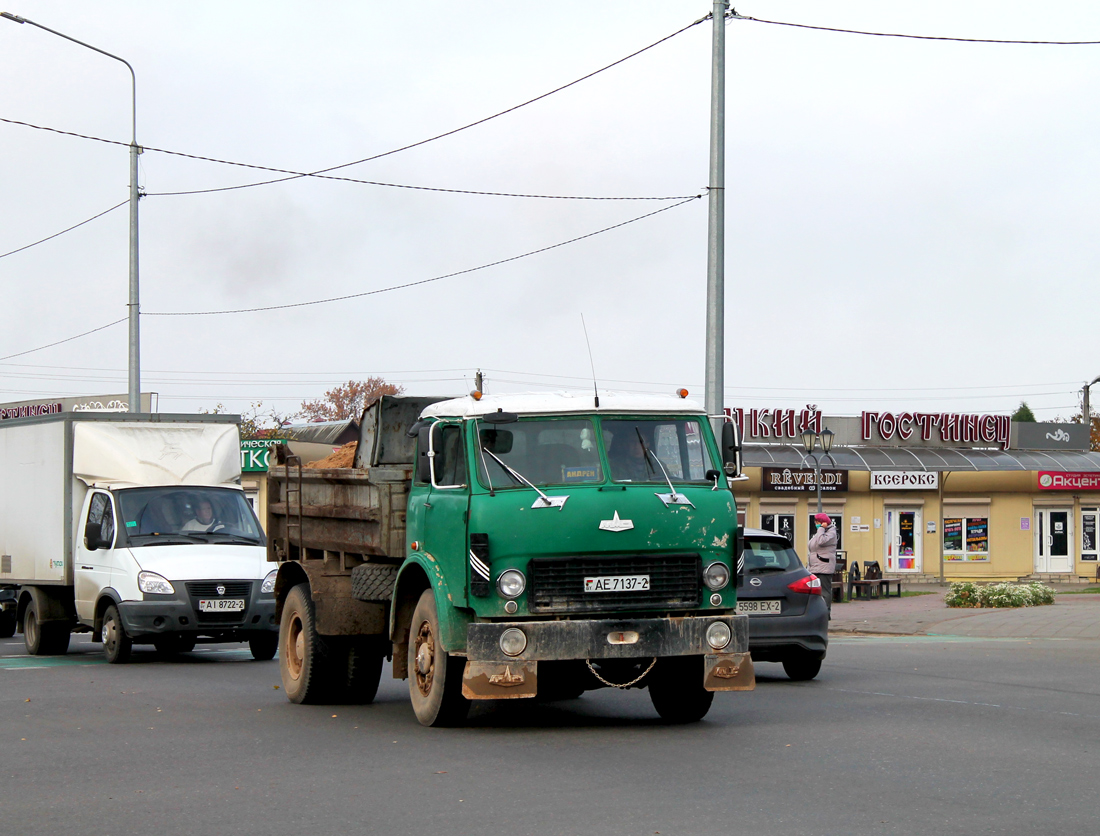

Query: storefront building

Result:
[730,406,1100,582]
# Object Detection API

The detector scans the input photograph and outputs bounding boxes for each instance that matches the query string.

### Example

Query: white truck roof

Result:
[421,391,706,420]
[73,421,241,488]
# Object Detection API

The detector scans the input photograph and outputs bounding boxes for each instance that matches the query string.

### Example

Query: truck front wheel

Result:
[279,583,335,704]
[648,656,714,724]
[102,605,132,664]
[408,589,469,727]
[24,600,70,656]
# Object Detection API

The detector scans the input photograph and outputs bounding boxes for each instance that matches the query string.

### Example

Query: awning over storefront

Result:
[744,444,1100,472]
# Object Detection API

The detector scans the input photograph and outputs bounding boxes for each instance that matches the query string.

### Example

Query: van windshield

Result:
[117,487,265,547]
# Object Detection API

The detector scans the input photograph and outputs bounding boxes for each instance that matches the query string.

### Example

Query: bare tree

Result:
[201,401,292,439]
[297,378,404,422]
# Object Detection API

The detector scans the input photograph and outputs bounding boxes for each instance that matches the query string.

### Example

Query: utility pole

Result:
[704,0,728,437]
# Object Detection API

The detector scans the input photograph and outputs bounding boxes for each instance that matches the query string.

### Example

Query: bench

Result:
[847,561,903,600]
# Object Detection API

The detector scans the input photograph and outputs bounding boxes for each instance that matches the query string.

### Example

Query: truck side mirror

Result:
[416,426,432,484]
[721,421,742,478]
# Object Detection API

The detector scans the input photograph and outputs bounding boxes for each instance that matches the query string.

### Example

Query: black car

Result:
[737,528,829,680]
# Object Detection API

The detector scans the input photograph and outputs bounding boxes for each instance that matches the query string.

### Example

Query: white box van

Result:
[0,412,277,662]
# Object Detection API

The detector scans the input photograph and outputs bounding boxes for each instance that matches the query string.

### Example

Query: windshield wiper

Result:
[635,427,693,508]
[129,533,207,545]
[203,534,264,545]
[481,448,567,510]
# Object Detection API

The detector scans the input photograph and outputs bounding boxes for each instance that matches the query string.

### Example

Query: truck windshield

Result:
[603,418,714,484]
[116,487,265,547]
[476,418,602,488]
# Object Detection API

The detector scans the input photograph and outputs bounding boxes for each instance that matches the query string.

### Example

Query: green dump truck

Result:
[267,392,751,726]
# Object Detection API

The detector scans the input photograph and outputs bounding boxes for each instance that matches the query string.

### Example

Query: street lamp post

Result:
[2,12,141,413]
[801,427,835,514]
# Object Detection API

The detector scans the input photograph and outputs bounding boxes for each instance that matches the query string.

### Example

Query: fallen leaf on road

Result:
[434,771,447,774]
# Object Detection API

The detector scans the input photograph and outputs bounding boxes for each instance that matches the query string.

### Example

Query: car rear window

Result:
[744,538,803,572]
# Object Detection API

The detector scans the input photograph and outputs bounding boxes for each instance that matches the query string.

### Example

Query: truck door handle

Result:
[80,565,94,570]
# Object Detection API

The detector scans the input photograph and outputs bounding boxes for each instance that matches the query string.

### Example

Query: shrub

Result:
[945,581,1055,608]
[945,582,981,608]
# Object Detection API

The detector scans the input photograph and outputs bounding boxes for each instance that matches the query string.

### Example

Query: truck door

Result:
[74,491,117,622]
[423,421,470,601]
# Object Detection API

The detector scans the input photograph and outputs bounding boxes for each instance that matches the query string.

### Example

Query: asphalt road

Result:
[2,633,1098,836]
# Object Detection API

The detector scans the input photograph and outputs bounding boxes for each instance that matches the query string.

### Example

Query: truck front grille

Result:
[527,554,701,614]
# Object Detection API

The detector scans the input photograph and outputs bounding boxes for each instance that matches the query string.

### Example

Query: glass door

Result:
[761,513,795,545]
[1035,509,1072,573]
[885,508,922,573]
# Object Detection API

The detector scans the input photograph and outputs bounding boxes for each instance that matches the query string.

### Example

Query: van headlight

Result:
[261,570,278,594]
[497,569,526,599]
[703,562,730,591]
[138,571,174,595]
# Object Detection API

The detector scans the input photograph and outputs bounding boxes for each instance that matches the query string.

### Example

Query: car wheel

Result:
[782,653,822,681]
[648,656,714,723]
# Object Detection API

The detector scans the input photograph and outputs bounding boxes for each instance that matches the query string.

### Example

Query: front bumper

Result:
[466,614,748,663]
[117,596,277,640]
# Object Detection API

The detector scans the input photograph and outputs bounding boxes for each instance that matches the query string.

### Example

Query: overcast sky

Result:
[2,1,1098,422]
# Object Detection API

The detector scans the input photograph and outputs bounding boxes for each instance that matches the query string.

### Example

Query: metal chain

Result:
[585,657,657,689]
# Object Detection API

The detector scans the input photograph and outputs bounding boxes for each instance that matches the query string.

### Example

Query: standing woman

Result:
[807,513,838,614]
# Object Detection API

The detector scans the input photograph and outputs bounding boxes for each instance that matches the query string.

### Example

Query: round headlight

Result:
[497,569,526,599]
[706,621,732,650]
[703,562,730,591]
[499,627,527,657]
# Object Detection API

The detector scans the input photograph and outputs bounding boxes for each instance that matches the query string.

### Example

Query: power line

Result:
[144,195,701,317]
[0,200,127,260]
[732,11,1100,44]
[0,117,697,202]
[0,318,126,362]
[1,16,709,199]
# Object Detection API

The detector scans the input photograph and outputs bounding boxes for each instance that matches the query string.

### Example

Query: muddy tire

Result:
[408,589,469,727]
[249,632,279,661]
[782,653,822,682]
[343,640,384,704]
[24,600,71,656]
[279,583,336,704]
[648,656,714,724]
[102,605,132,664]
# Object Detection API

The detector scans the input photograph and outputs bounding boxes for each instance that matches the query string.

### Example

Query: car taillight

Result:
[788,575,822,595]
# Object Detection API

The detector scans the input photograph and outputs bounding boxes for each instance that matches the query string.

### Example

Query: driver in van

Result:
[182,499,224,533]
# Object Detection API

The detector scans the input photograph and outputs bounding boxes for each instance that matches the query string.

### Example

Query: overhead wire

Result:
[144,195,702,317]
[0,200,127,260]
[0,318,126,363]
[730,11,1100,44]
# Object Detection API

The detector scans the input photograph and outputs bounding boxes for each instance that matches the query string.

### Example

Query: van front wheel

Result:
[102,605,132,664]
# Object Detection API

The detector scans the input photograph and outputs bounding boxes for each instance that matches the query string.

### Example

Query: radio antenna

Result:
[580,313,599,408]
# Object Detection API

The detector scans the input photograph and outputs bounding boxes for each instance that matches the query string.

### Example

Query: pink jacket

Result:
[807,523,838,574]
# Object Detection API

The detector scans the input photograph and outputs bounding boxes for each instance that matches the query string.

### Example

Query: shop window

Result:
[944,517,989,562]
[806,513,843,550]
[1083,509,1098,562]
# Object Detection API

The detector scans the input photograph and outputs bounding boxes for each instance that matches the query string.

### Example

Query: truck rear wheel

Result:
[343,640,384,704]
[249,632,278,661]
[648,656,714,724]
[24,600,70,656]
[279,583,335,704]
[408,589,469,727]
[102,605,132,664]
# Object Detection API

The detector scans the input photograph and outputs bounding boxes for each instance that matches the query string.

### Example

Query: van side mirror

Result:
[416,426,432,484]
[721,421,742,478]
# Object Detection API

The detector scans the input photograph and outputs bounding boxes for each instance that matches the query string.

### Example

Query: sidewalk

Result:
[828,586,1100,639]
